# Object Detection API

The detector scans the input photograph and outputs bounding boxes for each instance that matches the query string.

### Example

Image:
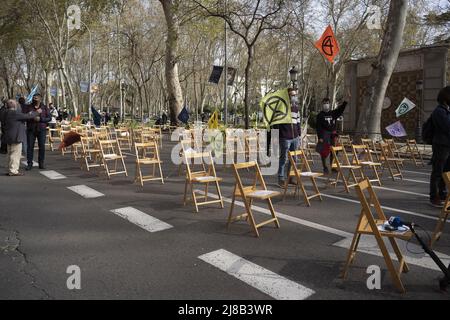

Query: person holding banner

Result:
[316,98,348,174]
[272,88,301,187]
[429,86,450,207]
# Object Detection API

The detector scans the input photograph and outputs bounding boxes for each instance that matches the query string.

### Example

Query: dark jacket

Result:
[272,101,301,140]
[432,104,450,147]
[4,109,38,144]
[316,101,347,140]
[24,103,51,132]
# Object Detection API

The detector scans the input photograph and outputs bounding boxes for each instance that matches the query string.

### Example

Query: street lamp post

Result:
[415,80,424,143]
[80,21,93,121]
[289,66,298,90]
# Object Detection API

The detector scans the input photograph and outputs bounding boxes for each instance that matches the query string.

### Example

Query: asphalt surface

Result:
[0,135,449,300]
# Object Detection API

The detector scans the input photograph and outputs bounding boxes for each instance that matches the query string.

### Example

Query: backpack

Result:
[422,115,434,145]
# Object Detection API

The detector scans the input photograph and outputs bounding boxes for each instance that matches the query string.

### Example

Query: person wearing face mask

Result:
[272,88,301,187]
[23,93,51,170]
[316,97,348,174]
[429,86,450,208]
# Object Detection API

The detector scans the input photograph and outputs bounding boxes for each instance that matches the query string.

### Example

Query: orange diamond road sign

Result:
[315,25,340,63]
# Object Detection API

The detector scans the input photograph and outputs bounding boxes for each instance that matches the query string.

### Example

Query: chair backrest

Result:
[232,161,267,196]
[355,179,387,224]
[331,146,352,167]
[352,144,374,164]
[184,151,215,179]
[288,149,312,173]
[99,139,122,157]
[135,141,159,161]
[379,142,394,159]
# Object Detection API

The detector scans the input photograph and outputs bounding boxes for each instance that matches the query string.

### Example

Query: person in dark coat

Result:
[316,98,348,174]
[23,93,51,170]
[429,86,450,207]
[3,100,39,176]
[0,99,7,154]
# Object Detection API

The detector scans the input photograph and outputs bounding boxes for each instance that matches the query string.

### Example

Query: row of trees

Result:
[0,0,448,136]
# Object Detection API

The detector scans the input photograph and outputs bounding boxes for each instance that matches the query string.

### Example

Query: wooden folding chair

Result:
[98,139,128,179]
[338,135,353,151]
[431,172,450,248]
[379,143,403,181]
[48,128,61,151]
[341,179,412,293]
[228,161,281,237]
[385,139,403,168]
[134,141,164,187]
[183,151,224,213]
[329,146,364,193]
[115,128,132,151]
[305,134,319,165]
[352,144,382,186]
[405,139,425,167]
[80,136,102,172]
[283,150,323,206]
[361,138,381,162]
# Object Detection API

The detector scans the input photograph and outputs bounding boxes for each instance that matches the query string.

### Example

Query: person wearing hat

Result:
[23,93,51,170]
[272,88,301,187]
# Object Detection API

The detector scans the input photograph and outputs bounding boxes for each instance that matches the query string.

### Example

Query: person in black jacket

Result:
[0,99,7,154]
[23,94,51,170]
[429,86,450,207]
[3,100,39,176]
[316,98,348,174]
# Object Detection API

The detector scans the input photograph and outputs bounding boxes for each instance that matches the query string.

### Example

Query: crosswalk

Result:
[110,207,173,233]
[67,185,105,199]
[199,249,315,300]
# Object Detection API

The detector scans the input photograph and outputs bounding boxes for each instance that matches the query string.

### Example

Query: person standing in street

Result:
[316,97,348,174]
[23,93,51,170]
[3,100,39,176]
[0,99,8,154]
[429,86,450,207]
[273,88,301,187]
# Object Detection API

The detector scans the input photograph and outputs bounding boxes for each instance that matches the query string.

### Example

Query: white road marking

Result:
[22,161,38,167]
[199,249,315,300]
[321,193,441,222]
[316,177,428,198]
[403,170,430,177]
[67,185,104,198]
[395,177,428,184]
[207,193,449,271]
[40,170,66,180]
[333,236,450,273]
[110,207,173,233]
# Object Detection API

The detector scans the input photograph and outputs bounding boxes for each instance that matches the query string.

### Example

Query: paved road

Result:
[0,135,449,300]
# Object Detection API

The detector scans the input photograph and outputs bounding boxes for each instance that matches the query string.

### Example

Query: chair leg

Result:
[266,199,280,228]
[227,194,237,228]
[341,233,361,279]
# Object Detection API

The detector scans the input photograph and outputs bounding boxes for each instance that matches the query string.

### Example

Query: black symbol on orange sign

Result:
[322,36,334,57]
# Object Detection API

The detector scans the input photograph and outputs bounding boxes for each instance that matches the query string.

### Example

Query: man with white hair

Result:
[1,99,40,176]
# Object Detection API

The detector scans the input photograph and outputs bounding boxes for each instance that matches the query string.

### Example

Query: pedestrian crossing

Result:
[67,185,105,199]
[199,249,315,300]
[110,207,173,233]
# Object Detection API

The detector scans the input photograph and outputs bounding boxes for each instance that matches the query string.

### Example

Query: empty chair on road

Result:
[134,141,164,187]
[283,150,323,206]
[351,144,382,186]
[228,161,281,237]
[98,139,128,179]
[329,146,364,193]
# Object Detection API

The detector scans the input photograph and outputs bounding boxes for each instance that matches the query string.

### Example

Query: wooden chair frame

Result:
[183,151,224,213]
[98,139,128,179]
[352,144,382,186]
[283,150,323,206]
[341,179,412,293]
[134,141,164,187]
[228,161,281,237]
[80,136,103,172]
[329,146,364,193]
[379,143,403,181]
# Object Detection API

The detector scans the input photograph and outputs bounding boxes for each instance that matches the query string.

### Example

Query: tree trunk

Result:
[355,0,408,140]
[160,0,183,126]
[244,45,254,129]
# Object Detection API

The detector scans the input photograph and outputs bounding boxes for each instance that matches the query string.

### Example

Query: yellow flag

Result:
[208,110,219,129]
[260,89,292,127]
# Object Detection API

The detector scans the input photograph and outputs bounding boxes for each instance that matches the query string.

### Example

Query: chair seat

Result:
[192,176,222,183]
[361,161,381,166]
[340,165,361,169]
[300,171,322,177]
[104,154,124,160]
[138,159,162,165]
[247,190,280,199]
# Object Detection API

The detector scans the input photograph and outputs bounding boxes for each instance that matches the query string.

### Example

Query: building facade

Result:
[343,43,450,138]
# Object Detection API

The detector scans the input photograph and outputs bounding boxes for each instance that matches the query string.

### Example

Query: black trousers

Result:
[430,144,450,200]
[27,129,47,165]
